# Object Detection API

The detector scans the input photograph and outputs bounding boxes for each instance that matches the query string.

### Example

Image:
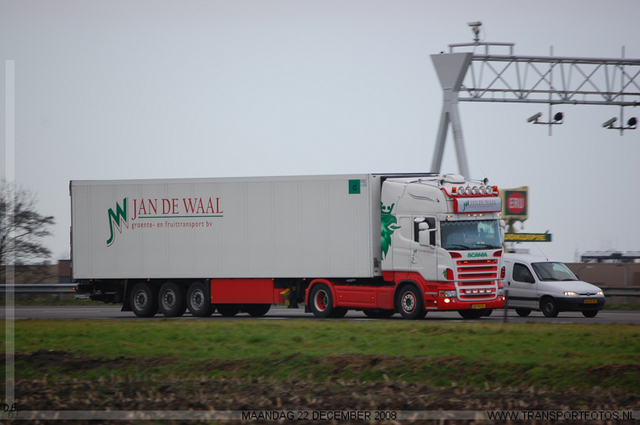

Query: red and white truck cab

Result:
[378,174,505,319]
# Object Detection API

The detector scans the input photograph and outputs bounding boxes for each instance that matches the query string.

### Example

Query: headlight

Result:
[439,290,457,298]
[596,291,603,296]
[564,291,579,296]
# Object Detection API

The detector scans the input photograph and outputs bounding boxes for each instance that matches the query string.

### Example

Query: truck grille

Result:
[455,281,498,301]
[456,259,499,280]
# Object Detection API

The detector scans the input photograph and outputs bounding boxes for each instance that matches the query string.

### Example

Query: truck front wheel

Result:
[159,282,187,317]
[309,284,334,318]
[186,282,214,317]
[131,282,159,318]
[458,309,484,319]
[398,286,426,320]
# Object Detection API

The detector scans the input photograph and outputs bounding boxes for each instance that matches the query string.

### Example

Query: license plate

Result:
[584,299,597,304]
[471,304,486,309]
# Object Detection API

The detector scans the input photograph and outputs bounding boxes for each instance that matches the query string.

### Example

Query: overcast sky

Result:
[2,0,639,264]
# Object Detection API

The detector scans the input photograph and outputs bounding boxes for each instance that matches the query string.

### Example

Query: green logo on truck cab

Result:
[107,198,128,247]
[381,202,400,259]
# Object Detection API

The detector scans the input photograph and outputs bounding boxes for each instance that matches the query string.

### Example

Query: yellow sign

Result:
[504,233,552,242]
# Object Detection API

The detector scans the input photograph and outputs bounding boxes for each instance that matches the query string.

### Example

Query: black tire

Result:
[582,310,598,318]
[482,308,493,317]
[540,297,559,318]
[458,309,484,320]
[397,286,426,320]
[363,309,396,319]
[330,307,348,318]
[217,304,241,317]
[515,308,531,317]
[158,282,187,317]
[309,284,334,318]
[130,282,159,318]
[245,304,271,317]
[186,282,213,317]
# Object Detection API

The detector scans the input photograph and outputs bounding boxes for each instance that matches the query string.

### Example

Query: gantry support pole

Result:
[430,53,473,178]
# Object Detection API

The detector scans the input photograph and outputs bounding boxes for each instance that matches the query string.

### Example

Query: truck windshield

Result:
[531,262,578,281]
[440,219,502,251]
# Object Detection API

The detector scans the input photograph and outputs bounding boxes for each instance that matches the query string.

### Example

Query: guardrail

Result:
[0,284,76,294]
[601,287,640,297]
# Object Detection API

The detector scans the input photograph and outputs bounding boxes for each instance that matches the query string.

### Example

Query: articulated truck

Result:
[72,173,505,319]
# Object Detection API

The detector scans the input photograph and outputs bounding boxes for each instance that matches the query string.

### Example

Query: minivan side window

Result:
[513,263,535,283]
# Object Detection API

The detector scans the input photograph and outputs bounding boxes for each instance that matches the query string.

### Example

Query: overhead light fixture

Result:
[602,117,637,131]
[527,112,563,125]
[468,21,482,42]
[527,112,542,123]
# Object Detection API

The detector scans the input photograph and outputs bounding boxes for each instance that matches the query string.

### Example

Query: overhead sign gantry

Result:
[431,22,640,178]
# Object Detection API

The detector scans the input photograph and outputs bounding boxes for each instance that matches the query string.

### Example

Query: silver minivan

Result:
[501,254,605,317]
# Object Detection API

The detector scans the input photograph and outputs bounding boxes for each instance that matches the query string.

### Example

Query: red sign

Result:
[506,192,526,215]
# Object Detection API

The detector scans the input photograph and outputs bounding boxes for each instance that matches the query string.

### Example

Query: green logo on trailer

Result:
[107,198,128,247]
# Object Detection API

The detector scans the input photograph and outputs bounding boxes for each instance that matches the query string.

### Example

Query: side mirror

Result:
[418,222,435,246]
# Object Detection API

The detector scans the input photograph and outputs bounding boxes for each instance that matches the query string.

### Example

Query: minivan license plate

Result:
[584,299,597,304]
[472,304,486,309]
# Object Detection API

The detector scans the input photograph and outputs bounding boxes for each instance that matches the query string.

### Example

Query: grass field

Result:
[3,319,639,393]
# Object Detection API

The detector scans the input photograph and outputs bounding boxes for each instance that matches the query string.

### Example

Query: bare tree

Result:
[0,182,55,281]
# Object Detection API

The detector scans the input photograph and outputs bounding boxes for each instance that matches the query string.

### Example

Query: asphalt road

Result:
[2,305,639,324]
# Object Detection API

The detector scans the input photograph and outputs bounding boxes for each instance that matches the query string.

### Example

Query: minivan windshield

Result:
[440,219,502,251]
[531,262,578,281]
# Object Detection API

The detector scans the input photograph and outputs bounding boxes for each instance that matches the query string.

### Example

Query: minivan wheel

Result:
[540,297,559,318]
[515,308,531,317]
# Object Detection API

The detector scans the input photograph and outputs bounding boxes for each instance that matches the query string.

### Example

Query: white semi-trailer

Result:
[71,173,505,319]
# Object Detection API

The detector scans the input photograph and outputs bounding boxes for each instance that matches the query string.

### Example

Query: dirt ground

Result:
[3,350,639,425]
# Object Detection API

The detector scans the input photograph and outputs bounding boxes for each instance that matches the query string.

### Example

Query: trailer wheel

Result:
[540,297,559,318]
[159,282,187,317]
[458,309,484,320]
[131,282,159,318]
[245,304,271,317]
[309,284,334,318]
[398,286,426,320]
[217,304,241,317]
[186,282,213,317]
